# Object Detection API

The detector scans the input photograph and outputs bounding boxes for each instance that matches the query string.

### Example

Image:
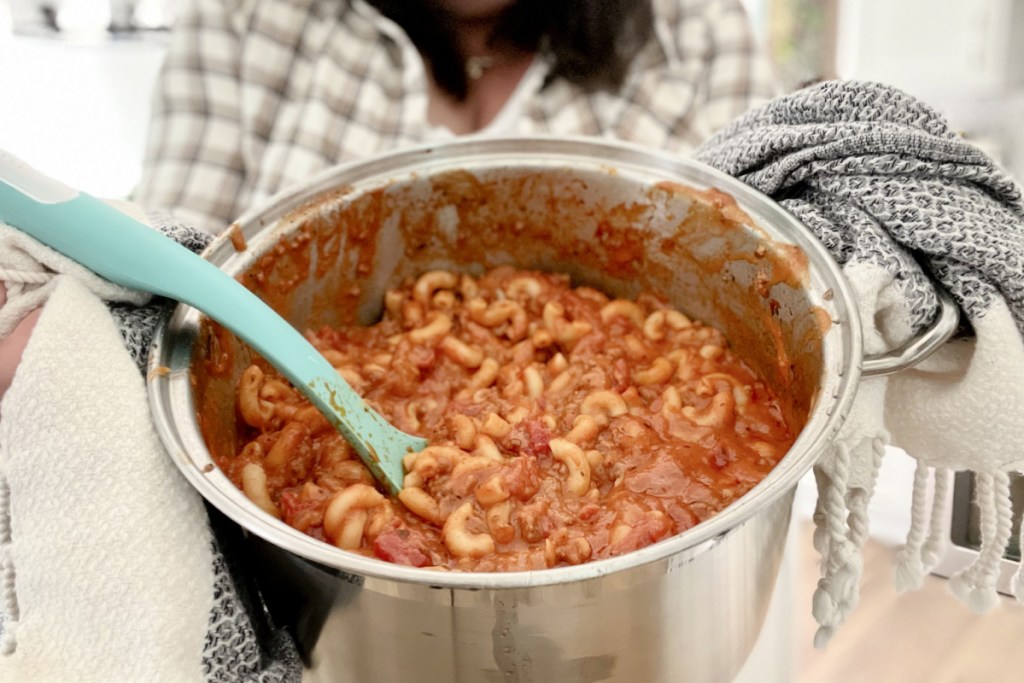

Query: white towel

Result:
[0,217,300,682]
[0,275,212,682]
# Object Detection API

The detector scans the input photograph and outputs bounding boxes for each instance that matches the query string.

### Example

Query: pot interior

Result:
[196,166,825,461]
[156,139,859,584]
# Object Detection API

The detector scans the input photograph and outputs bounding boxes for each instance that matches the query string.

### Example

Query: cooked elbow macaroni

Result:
[215,267,794,571]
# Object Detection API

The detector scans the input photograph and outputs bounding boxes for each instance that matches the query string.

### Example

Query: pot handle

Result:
[861,285,961,377]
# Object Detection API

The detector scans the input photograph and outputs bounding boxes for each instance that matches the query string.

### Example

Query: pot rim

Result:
[148,135,863,589]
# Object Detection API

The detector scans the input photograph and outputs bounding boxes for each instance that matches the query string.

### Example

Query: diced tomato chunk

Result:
[508,418,553,458]
[608,512,674,556]
[504,454,542,500]
[373,527,431,567]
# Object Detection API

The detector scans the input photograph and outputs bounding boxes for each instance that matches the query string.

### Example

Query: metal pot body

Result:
[148,137,862,683]
[246,488,794,683]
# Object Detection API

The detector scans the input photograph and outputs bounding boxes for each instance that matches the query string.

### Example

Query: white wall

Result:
[838,0,1014,96]
[0,35,167,197]
[840,0,1024,179]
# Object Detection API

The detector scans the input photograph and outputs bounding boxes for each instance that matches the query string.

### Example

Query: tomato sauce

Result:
[214,267,794,571]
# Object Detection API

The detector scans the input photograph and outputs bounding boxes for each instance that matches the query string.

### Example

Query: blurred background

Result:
[743,0,1024,180]
[2,0,1024,198]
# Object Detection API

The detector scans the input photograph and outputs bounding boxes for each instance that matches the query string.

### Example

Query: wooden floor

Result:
[794,522,1024,682]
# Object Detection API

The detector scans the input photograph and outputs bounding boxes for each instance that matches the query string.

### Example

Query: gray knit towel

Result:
[697,80,1024,646]
[697,79,1024,338]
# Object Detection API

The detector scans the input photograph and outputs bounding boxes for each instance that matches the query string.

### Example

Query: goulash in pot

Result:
[214,266,795,571]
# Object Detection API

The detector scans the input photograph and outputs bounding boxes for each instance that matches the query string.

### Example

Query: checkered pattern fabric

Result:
[135,0,777,233]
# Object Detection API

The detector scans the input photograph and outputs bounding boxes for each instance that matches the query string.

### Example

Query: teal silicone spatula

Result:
[0,149,424,495]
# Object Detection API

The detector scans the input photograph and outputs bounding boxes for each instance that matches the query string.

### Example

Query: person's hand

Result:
[0,281,42,403]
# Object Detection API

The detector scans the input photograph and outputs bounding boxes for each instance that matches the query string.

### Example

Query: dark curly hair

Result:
[364,0,655,101]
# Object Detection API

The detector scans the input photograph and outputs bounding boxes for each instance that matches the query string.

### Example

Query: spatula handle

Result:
[0,149,415,493]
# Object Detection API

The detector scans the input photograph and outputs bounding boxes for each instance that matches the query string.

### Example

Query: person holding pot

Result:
[0,0,775,399]
[0,0,777,680]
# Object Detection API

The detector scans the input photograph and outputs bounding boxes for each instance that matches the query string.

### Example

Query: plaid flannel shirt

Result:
[135,0,777,233]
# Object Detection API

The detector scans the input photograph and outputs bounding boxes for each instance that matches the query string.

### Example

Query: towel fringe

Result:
[894,461,931,592]
[921,467,951,570]
[0,268,52,289]
[810,435,892,648]
[811,443,863,647]
[948,470,1010,613]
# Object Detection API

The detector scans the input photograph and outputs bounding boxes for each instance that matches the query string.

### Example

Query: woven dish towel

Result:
[697,79,1024,646]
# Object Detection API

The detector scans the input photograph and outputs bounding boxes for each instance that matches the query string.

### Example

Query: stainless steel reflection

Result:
[246,490,793,682]
[148,136,863,683]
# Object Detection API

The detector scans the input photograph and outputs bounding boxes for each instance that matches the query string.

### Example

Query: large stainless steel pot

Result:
[148,137,864,683]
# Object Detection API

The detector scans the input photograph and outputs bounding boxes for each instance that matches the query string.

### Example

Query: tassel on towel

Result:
[696,80,1024,645]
